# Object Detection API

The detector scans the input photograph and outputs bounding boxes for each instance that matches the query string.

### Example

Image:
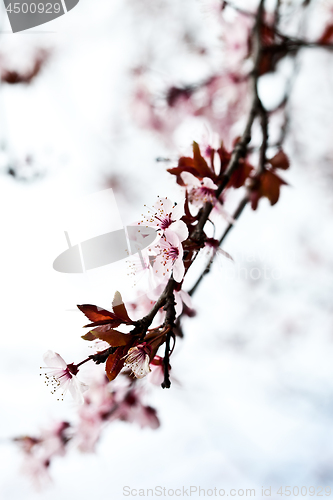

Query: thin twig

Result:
[222,0,255,17]
[188,0,270,298]
[188,194,249,297]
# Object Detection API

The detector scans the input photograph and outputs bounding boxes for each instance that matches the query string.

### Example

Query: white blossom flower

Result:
[154,232,185,283]
[180,171,235,223]
[41,350,88,404]
[122,344,152,379]
[139,196,188,242]
[181,171,218,206]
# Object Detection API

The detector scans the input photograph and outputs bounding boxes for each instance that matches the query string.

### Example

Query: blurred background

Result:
[1,0,333,498]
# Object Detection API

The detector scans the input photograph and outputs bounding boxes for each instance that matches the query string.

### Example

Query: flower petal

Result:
[179,290,193,308]
[173,258,185,283]
[165,220,188,242]
[68,377,89,405]
[153,197,173,214]
[43,350,67,370]
[171,201,185,220]
[203,177,218,190]
[181,171,201,187]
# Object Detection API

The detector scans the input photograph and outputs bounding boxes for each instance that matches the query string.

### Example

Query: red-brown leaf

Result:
[77,304,122,328]
[105,347,128,381]
[268,150,290,170]
[90,327,133,347]
[228,160,254,188]
[112,291,132,324]
[261,170,287,205]
[217,142,232,175]
[260,23,275,46]
[81,331,97,341]
[250,190,261,211]
[182,190,197,226]
[192,141,213,178]
[251,170,287,210]
[77,304,117,323]
[319,24,333,44]
[167,142,216,185]
[167,159,197,186]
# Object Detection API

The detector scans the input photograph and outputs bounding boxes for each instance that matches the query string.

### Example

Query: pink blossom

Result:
[220,11,253,71]
[21,454,52,489]
[89,339,110,354]
[128,291,158,319]
[174,289,193,316]
[122,343,152,379]
[129,287,167,325]
[204,237,233,262]
[154,232,185,283]
[17,421,70,488]
[147,356,179,387]
[147,356,165,386]
[127,249,160,295]
[181,171,234,223]
[76,377,116,453]
[139,196,188,242]
[41,351,88,404]
[181,171,218,206]
[111,388,160,430]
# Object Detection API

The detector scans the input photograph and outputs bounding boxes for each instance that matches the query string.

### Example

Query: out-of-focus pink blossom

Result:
[128,291,157,319]
[16,421,70,488]
[111,388,160,430]
[204,237,233,262]
[76,377,116,453]
[220,11,252,70]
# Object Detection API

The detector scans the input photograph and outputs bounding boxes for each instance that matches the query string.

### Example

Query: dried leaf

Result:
[112,291,132,324]
[167,142,216,185]
[81,331,97,341]
[192,141,213,178]
[91,327,133,347]
[77,304,122,328]
[319,24,333,44]
[250,170,287,210]
[105,347,128,381]
[228,160,253,188]
[217,142,232,175]
[268,150,290,170]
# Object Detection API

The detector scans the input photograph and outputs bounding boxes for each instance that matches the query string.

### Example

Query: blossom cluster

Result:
[18,136,290,487]
[16,373,159,487]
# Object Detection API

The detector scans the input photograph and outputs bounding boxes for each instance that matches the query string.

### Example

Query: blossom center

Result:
[155,213,173,229]
[162,244,179,262]
[190,185,216,204]
[123,343,152,379]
